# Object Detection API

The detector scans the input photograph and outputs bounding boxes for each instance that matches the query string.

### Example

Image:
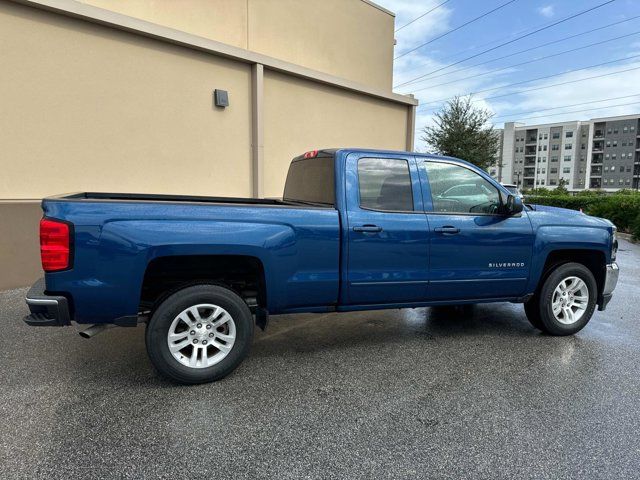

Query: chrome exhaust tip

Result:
[79,324,114,339]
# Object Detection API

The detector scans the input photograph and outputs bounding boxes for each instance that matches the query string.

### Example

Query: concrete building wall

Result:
[263,70,408,196]
[79,0,395,90]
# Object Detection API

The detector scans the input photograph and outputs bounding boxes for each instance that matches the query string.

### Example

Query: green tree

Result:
[554,178,569,195]
[420,96,500,170]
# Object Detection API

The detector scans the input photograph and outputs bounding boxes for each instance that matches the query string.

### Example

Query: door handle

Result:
[353,224,383,233]
[434,226,460,234]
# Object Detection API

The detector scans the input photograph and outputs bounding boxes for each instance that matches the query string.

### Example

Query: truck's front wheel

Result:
[524,262,597,336]
[146,284,254,384]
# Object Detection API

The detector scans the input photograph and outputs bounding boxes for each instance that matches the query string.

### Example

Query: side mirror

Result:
[505,194,523,215]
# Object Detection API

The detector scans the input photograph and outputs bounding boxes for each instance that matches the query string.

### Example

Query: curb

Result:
[618,232,637,244]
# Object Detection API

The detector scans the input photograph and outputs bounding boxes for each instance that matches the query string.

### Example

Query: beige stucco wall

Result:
[0,1,412,288]
[0,1,252,199]
[79,0,249,49]
[78,0,395,90]
[263,70,408,197]
[248,0,394,90]
[0,201,42,290]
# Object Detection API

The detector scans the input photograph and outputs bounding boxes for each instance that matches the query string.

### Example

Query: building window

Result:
[607,128,612,134]
[627,166,632,172]
[566,131,574,138]
[550,179,557,186]
[624,126,629,133]
[550,167,558,174]
[564,144,572,150]
[580,155,585,161]
[539,134,543,140]
[541,179,545,185]
[614,128,619,134]
[612,154,617,159]
[620,166,625,172]
[538,146,542,151]
[627,179,631,185]
[543,145,547,151]
[544,133,548,139]
[619,179,624,185]
[579,167,585,173]
[613,140,618,147]
[552,145,559,151]
[606,141,611,147]
[631,125,635,132]
[564,155,572,161]
[552,132,560,139]
[581,143,586,149]
[551,156,558,162]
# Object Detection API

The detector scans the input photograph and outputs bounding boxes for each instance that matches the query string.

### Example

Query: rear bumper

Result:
[24,278,71,326]
[598,263,619,311]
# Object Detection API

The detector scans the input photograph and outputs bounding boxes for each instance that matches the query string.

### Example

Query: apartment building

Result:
[492,114,640,191]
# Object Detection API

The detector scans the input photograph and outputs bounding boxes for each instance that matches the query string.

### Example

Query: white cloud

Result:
[538,5,555,18]
[488,60,640,126]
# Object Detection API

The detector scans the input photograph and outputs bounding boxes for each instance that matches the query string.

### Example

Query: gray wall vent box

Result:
[214,89,229,108]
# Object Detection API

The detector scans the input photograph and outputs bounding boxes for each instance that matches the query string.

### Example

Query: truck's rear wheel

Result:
[146,284,253,384]
[524,262,597,336]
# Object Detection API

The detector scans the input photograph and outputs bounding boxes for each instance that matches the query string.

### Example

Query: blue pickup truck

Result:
[25,149,619,383]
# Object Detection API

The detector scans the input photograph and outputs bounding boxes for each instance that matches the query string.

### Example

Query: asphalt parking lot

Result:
[1,239,638,479]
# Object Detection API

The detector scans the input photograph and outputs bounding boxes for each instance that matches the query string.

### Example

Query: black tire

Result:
[524,296,544,330]
[527,262,597,336]
[146,284,254,384]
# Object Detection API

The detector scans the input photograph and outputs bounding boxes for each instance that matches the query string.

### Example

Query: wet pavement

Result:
[0,239,638,479]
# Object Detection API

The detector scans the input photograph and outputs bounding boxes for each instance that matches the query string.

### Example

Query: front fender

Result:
[527,225,610,293]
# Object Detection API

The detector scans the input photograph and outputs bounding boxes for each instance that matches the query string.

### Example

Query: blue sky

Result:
[377,0,640,150]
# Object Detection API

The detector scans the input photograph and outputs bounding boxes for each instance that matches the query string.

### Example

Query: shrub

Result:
[524,195,603,212]
[631,212,640,242]
[526,190,640,234]
[588,194,640,232]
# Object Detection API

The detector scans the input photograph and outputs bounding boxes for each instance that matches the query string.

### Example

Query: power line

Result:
[395,0,452,33]
[492,94,640,120]
[418,54,640,105]
[479,65,640,103]
[394,0,519,60]
[394,0,616,87]
[492,101,640,124]
[395,15,640,88]
[410,31,640,92]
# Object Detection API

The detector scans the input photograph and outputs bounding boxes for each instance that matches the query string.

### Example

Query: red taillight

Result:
[40,218,71,272]
[303,150,319,159]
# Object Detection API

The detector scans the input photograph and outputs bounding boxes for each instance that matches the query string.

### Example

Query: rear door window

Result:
[357,158,414,212]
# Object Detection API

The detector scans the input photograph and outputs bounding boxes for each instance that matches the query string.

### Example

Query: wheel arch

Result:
[139,254,267,315]
[536,249,606,298]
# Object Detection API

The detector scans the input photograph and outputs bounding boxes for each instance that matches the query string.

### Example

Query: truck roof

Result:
[294,148,481,170]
